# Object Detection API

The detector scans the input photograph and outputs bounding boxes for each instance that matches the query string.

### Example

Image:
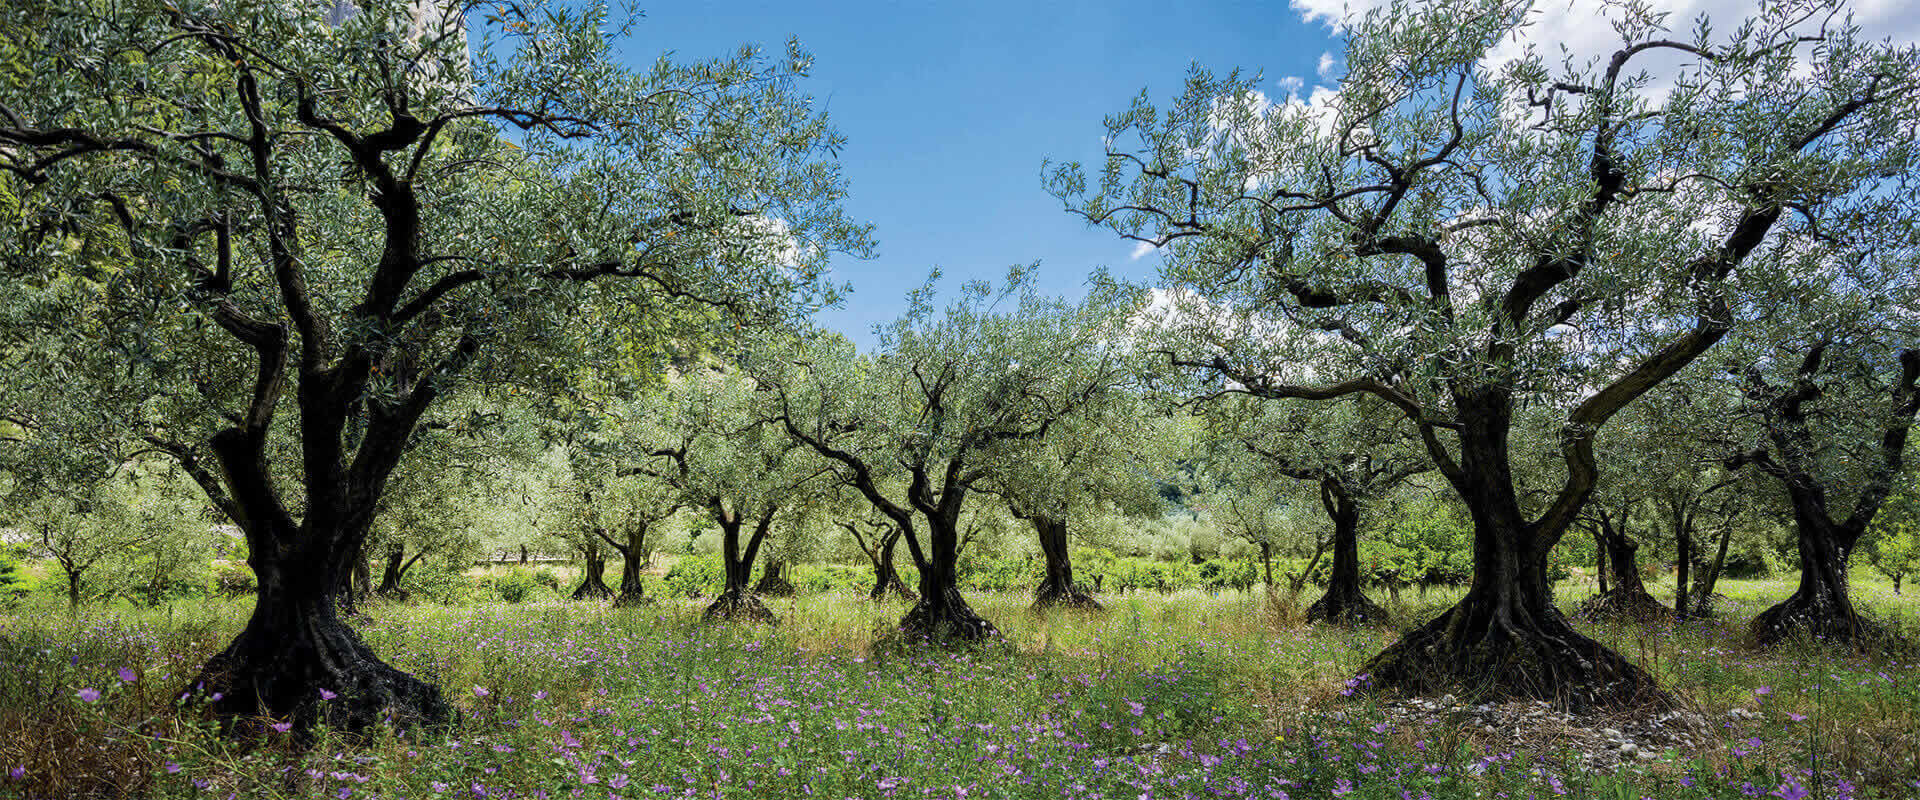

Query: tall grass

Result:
[1,578,1916,799]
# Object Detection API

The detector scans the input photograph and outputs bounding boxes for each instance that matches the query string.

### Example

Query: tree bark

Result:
[376,541,411,599]
[190,522,450,736]
[571,537,613,601]
[1575,505,1668,621]
[1361,404,1666,712]
[897,494,996,642]
[703,506,775,623]
[609,524,651,608]
[868,528,918,601]
[1030,515,1099,610]
[753,560,796,597]
[1751,497,1873,643]
[1689,520,1733,616]
[1743,347,1918,646]
[519,544,529,565]
[1306,479,1386,626]
[1593,528,1608,597]
[63,563,82,610]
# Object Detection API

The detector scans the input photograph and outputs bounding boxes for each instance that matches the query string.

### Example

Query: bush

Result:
[496,568,539,604]
[663,556,724,598]
[793,563,866,594]
[958,555,1033,593]
[0,546,28,607]
[1197,558,1258,592]
[211,561,256,597]
[400,564,471,605]
[532,567,562,591]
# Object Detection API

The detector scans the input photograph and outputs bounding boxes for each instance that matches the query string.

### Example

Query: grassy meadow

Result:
[2,576,1918,800]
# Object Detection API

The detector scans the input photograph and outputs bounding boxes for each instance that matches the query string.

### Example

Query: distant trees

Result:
[1053,0,1919,706]
[0,0,868,731]
[1201,396,1428,625]
[765,270,1140,640]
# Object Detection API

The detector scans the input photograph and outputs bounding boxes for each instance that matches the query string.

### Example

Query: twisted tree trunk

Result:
[1575,504,1668,622]
[869,529,917,601]
[1362,402,1666,712]
[571,537,613,601]
[1030,514,1099,610]
[753,560,796,597]
[1744,347,1918,646]
[609,523,652,608]
[1306,479,1386,626]
[704,506,775,623]
[898,499,995,642]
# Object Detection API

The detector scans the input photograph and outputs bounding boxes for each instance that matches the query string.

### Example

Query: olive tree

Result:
[1727,339,1919,644]
[635,368,832,622]
[765,271,1140,640]
[1050,0,1919,707]
[0,0,868,731]
[1202,395,1430,625]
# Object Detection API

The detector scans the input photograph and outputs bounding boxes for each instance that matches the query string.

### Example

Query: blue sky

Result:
[603,1,1343,350]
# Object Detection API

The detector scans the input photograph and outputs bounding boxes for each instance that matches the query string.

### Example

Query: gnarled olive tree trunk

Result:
[571,536,613,601]
[1741,347,1918,646]
[1306,479,1386,626]
[898,496,995,642]
[1030,514,1099,610]
[1575,504,1668,622]
[1361,401,1666,712]
[704,506,776,623]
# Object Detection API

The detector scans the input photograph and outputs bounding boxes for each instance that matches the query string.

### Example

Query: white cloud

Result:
[1290,0,1357,33]
[1129,240,1160,260]
[1295,0,1918,63]
[1276,75,1305,96]
[1316,51,1337,80]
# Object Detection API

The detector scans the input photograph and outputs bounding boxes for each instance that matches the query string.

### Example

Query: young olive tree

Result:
[636,368,830,622]
[976,361,1164,611]
[765,271,1140,641]
[0,0,868,731]
[1202,395,1430,625]
[1050,0,1920,707]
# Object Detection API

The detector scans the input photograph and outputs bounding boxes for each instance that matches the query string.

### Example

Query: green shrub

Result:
[663,556,724,598]
[400,564,471,605]
[210,561,256,597]
[496,568,539,604]
[0,546,28,607]
[793,563,866,594]
[532,567,562,591]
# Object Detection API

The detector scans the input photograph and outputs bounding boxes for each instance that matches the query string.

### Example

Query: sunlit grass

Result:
[2,578,1917,799]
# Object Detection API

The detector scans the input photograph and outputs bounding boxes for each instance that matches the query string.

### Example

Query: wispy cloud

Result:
[1129,240,1159,260]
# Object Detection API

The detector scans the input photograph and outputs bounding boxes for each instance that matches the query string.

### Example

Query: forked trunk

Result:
[1306,484,1385,626]
[704,509,776,623]
[1362,425,1665,712]
[1689,521,1733,616]
[868,529,918,602]
[1751,504,1875,644]
[753,560,796,597]
[1031,515,1099,611]
[190,531,450,735]
[899,513,995,642]
[571,538,613,601]
[376,541,409,599]
[611,527,651,608]
[1576,509,1668,622]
